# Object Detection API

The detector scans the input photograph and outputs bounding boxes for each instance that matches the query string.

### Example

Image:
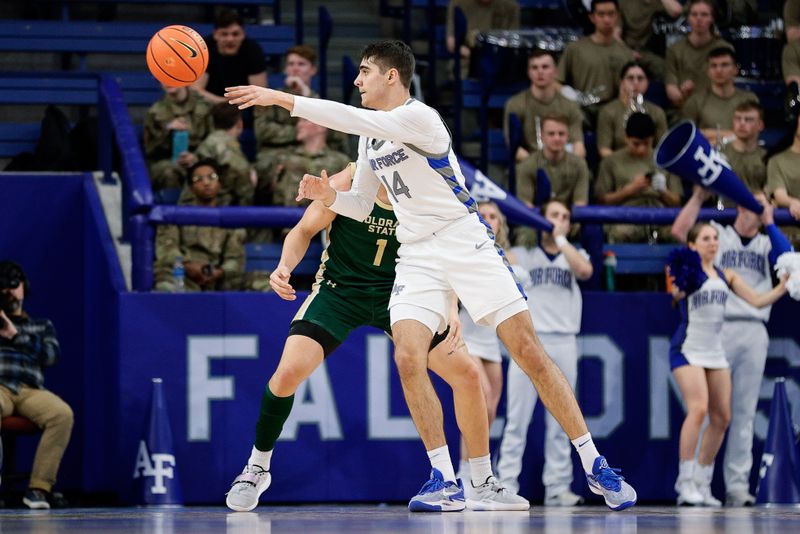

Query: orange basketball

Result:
[146,25,208,87]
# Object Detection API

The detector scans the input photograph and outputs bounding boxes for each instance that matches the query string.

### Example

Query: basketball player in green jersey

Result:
[226,163,529,512]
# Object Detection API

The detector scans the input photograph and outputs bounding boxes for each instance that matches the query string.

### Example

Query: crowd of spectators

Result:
[140,1,800,291]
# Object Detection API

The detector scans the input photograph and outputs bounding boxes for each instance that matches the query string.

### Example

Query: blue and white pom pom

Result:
[667,247,704,295]
[775,252,800,301]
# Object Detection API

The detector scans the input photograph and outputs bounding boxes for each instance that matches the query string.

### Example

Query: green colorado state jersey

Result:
[317,199,399,291]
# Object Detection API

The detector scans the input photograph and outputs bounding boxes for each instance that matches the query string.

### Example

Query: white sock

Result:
[248,446,272,470]
[469,455,493,488]
[571,432,600,474]
[678,459,696,482]
[427,445,457,482]
[458,459,470,478]
[694,462,713,484]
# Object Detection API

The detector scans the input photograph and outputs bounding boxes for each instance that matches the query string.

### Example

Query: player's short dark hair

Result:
[625,112,655,139]
[286,44,317,66]
[528,48,557,65]
[211,102,241,130]
[708,46,736,63]
[360,40,415,89]
[591,0,618,12]
[734,100,763,120]
[214,8,244,29]
[619,60,650,81]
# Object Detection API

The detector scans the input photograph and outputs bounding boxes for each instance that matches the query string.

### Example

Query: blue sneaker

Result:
[408,468,466,512]
[586,456,637,511]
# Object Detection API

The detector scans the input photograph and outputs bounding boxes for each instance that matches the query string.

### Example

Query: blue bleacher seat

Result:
[246,241,323,276]
[603,243,675,275]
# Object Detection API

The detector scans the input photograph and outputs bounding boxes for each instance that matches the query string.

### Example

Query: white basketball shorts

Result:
[389,213,527,335]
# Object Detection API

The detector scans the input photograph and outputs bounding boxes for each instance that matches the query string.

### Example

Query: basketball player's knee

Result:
[271,364,306,394]
[394,347,427,378]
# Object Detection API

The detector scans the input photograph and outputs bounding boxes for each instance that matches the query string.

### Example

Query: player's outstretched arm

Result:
[271,195,336,300]
[225,85,295,112]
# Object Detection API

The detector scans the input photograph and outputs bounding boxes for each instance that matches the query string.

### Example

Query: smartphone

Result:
[172,130,189,163]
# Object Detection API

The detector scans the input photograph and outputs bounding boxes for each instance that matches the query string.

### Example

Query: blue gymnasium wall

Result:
[3,172,800,503]
[0,173,122,493]
[116,292,800,504]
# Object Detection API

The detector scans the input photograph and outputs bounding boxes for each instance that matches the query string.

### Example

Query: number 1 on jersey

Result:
[380,171,412,202]
[373,239,388,266]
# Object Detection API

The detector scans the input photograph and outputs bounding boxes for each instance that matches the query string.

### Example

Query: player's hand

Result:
[296,170,336,206]
[0,310,17,339]
[789,198,800,220]
[225,86,284,110]
[269,265,296,300]
[444,315,462,355]
[515,146,530,162]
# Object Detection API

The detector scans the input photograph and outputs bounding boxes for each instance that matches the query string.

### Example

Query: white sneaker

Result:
[675,479,704,506]
[545,490,584,506]
[693,463,721,507]
[226,464,272,512]
[726,491,755,507]
[466,476,530,511]
[696,484,722,507]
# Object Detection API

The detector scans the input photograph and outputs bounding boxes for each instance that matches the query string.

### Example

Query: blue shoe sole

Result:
[609,499,636,511]
[408,501,442,512]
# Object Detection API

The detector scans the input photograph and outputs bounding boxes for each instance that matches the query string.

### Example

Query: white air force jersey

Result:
[511,246,585,334]
[679,273,730,364]
[710,221,773,321]
[291,96,474,243]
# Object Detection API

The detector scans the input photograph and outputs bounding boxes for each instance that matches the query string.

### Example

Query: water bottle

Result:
[172,255,185,293]
[604,251,617,292]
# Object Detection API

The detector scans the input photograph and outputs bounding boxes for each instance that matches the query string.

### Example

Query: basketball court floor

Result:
[1,505,799,533]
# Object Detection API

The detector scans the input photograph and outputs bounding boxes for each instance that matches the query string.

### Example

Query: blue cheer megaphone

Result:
[654,121,763,214]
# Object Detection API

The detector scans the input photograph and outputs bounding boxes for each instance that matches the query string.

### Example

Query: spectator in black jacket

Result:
[0,261,73,510]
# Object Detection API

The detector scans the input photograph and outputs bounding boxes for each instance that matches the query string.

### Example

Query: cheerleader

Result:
[668,223,787,506]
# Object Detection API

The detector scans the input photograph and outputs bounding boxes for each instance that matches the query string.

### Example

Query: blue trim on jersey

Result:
[425,155,527,300]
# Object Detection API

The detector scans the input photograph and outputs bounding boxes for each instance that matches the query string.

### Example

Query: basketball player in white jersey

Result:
[672,187,793,506]
[496,199,593,506]
[226,40,637,511]
[454,201,510,491]
[667,222,787,506]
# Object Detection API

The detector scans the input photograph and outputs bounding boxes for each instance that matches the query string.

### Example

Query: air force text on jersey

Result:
[369,147,409,171]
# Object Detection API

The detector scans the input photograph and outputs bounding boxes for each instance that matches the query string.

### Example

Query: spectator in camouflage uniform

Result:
[595,113,683,243]
[154,159,247,292]
[143,84,213,191]
[181,103,255,206]
[254,45,349,179]
[263,118,351,209]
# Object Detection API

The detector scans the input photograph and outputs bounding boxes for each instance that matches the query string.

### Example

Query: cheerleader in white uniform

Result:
[668,223,787,506]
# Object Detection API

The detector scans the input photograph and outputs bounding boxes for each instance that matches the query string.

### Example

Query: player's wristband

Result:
[554,235,568,249]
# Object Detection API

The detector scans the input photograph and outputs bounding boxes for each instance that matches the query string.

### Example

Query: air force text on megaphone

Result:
[692,144,731,188]
[655,121,764,214]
